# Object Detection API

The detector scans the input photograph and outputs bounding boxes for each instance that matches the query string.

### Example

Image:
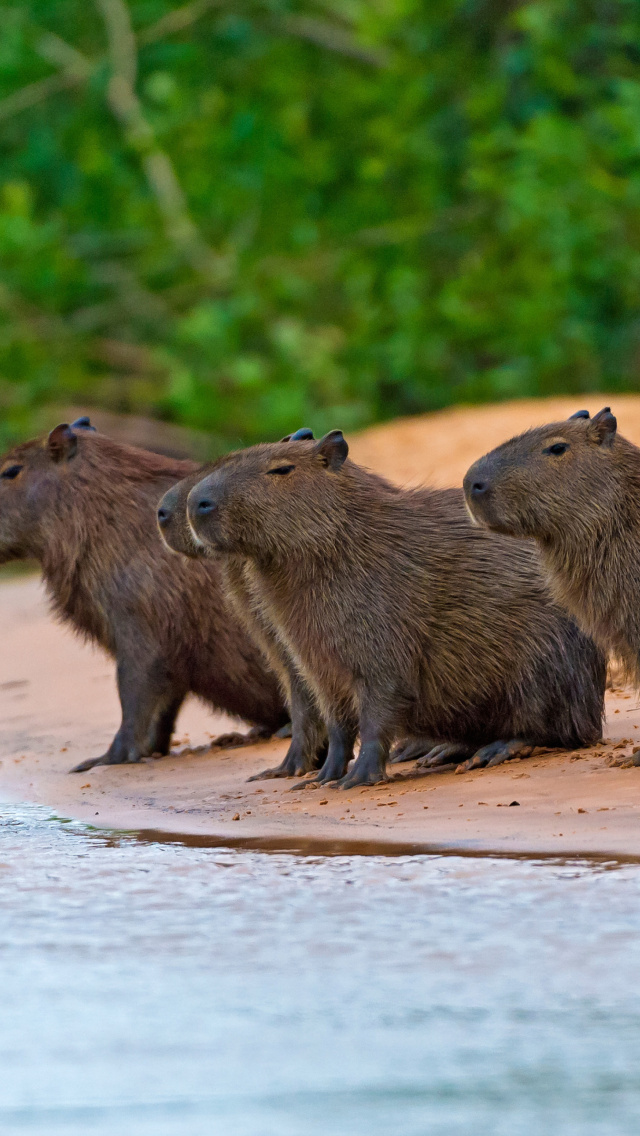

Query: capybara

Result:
[464,406,640,692]
[157,429,329,779]
[184,430,606,789]
[0,419,288,772]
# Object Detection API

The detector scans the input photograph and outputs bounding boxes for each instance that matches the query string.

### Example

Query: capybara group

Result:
[0,419,288,771]
[182,430,606,789]
[465,406,640,691]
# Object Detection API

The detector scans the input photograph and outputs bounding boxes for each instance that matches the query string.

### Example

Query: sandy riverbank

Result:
[3,394,640,857]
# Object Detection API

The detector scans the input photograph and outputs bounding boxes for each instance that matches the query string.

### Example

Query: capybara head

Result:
[0,418,95,564]
[186,430,349,559]
[463,407,620,541]
[158,428,317,559]
[157,472,203,558]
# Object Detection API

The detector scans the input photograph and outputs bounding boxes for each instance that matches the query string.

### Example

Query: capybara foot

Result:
[71,754,106,773]
[416,742,475,769]
[70,752,140,773]
[337,766,389,789]
[289,747,350,789]
[248,752,310,781]
[457,738,534,772]
[337,746,389,789]
[248,761,296,781]
[251,737,328,782]
[390,737,439,764]
[213,725,271,750]
[274,722,293,739]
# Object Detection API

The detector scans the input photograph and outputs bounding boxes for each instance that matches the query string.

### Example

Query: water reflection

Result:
[1,803,640,1135]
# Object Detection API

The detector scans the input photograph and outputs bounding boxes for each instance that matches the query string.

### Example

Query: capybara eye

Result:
[0,464,22,480]
[543,443,569,457]
[266,464,295,476]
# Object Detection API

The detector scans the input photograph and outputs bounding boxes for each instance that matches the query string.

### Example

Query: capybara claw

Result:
[416,742,474,769]
[70,755,105,773]
[390,736,438,764]
[247,760,307,781]
[288,777,321,791]
[337,770,389,790]
[460,738,534,771]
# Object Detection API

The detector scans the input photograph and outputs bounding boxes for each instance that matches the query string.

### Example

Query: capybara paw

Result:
[70,755,105,773]
[212,730,256,750]
[459,738,534,772]
[390,737,438,764]
[273,722,293,739]
[416,742,473,769]
[247,763,295,781]
[288,776,322,791]
[337,768,389,790]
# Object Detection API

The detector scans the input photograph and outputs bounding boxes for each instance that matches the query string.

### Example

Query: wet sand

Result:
[3,393,640,857]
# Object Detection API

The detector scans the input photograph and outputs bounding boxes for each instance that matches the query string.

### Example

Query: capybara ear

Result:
[314,430,348,471]
[281,428,315,441]
[47,424,78,463]
[587,407,617,448]
[71,416,96,432]
[568,409,590,420]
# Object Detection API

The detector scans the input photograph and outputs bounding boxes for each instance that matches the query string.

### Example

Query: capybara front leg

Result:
[459,738,534,772]
[337,713,391,789]
[290,720,356,788]
[249,679,327,780]
[70,655,184,772]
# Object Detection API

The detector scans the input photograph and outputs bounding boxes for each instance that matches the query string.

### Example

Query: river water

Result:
[2,804,640,1135]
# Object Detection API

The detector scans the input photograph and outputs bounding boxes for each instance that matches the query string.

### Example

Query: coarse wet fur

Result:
[184,431,606,789]
[0,420,288,772]
[464,406,640,697]
[157,433,328,779]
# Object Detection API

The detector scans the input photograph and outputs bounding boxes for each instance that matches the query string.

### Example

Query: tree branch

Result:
[0,72,81,123]
[95,0,228,286]
[138,0,226,46]
[280,14,388,67]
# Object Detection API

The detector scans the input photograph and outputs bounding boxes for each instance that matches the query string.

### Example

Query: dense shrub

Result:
[1,0,640,450]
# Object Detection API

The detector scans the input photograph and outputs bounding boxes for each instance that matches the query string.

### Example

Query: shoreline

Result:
[2,576,640,860]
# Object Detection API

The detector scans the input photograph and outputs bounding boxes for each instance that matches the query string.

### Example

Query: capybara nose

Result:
[470,480,488,497]
[157,505,171,528]
[195,497,217,516]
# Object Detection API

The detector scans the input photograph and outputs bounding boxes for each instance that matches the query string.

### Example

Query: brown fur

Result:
[182,431,606,788]
[0,422,287,771]
[157,463,328,778]
[464,406,640,687]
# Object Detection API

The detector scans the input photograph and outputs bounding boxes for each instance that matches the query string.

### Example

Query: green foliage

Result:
[1,0,640,450]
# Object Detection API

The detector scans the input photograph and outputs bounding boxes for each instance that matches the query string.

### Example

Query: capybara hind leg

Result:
[291,721,356,788]
[416,742,475,769]
[70,654,185,772]
[390,737,439,764]
[460,738,534,771]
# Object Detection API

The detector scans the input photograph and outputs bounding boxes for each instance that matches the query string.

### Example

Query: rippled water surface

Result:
[2,804,640,1135]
